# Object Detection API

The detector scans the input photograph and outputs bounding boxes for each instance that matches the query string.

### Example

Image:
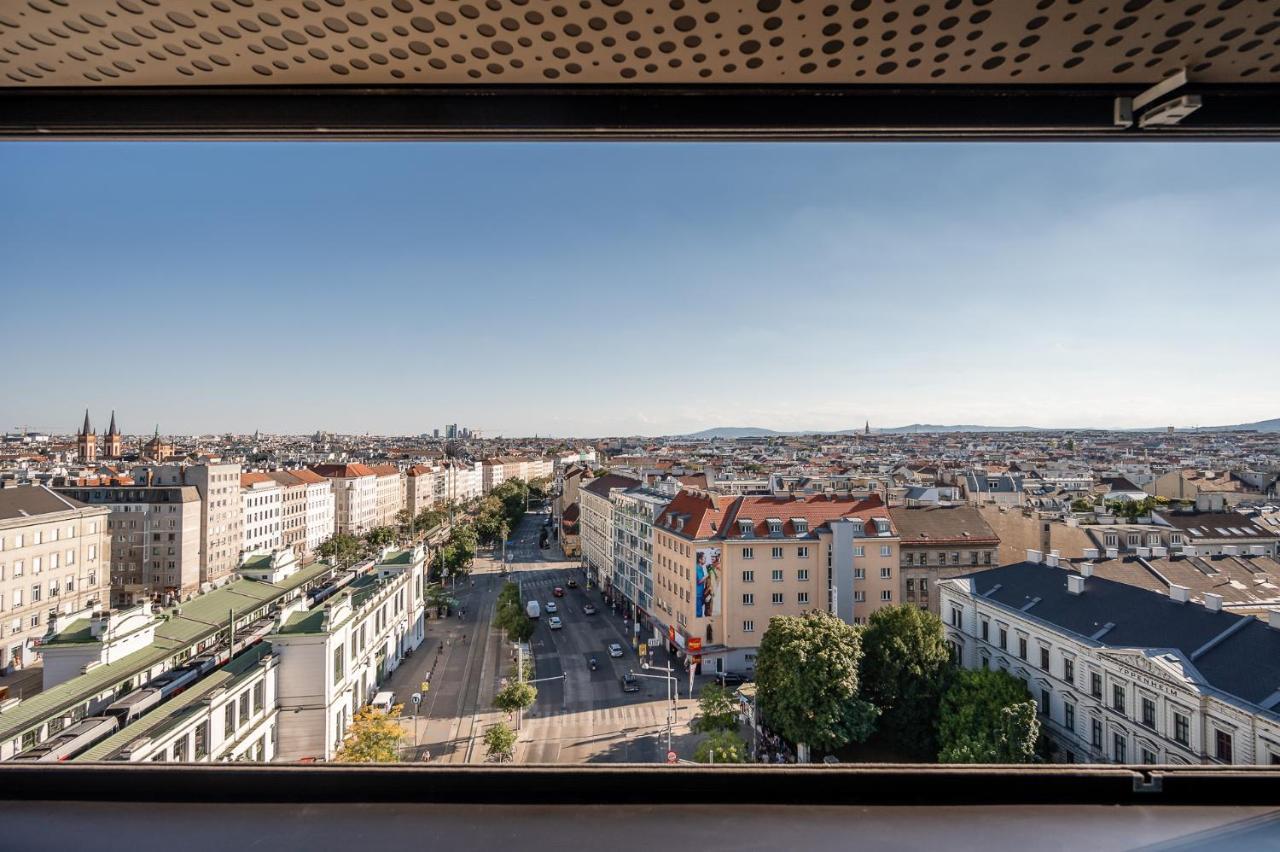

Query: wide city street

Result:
[383,508,709,764]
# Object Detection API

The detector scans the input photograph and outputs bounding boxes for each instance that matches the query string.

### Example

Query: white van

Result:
[371,691,396,713]
[526,600,541,619]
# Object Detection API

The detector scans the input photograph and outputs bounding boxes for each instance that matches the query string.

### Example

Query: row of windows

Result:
[903,550,993,566]
[741,591,810,606]
[0,524,92,550]
[740,568,811,583]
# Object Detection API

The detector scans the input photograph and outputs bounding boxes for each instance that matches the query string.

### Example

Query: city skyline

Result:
[6,141,1279,435]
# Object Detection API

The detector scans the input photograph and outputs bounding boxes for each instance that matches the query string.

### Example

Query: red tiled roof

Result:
[656,491,892,540]
[406,464,435,476]
[310,463,376,478]
[369,464,401,477]
[286,468,328,485]
[240,472,276,487]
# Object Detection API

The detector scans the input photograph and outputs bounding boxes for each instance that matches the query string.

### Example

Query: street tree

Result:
[318,532,362,568]
[483,721,518,763]
[395,509,413,538]
[334,705,405,763]
[937,669,1039,764]
[755,611,879,755]
[694,730,748,764]
[859,605,953,759]
[364,525,395,552]
[494,680,538,715]
[692,683,740,734]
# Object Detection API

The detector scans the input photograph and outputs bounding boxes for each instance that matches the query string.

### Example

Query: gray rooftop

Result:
[960,561,1280,708]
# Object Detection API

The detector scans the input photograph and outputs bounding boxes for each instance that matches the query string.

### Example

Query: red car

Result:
[553,586,565,597]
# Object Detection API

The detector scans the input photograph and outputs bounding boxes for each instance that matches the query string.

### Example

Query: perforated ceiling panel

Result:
[2,0,1279,87]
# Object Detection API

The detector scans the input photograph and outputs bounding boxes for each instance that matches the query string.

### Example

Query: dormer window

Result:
[792,518,808,535]
[738,519,755,537]
[766,518,783,537]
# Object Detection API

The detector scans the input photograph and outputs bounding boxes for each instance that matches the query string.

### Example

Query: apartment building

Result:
[269,545,426,761]
[941,560,1280,766]
[651,491,900,675]
[368,464,404,528]
[481,459,505,494]
[406,462,452,518]
[610,482,678,618]
[579,474,641,589]
[889,505,1001,615]
[240,473,284,556]
[141,462,244,591]
[0,486,110,671]
[56,480,202,607]
[310,464,379,535]
[262,469,334,558]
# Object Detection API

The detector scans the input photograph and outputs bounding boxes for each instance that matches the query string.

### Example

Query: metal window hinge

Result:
[1114,69,1201,130]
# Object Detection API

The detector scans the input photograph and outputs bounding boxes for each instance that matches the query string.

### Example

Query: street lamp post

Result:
[635,661,679,757]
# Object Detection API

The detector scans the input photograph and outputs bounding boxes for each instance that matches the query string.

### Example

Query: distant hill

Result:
[873,424,1045,434]
[677,418,1280,438]
[1186,418,1280,433]
[681,427,787,439]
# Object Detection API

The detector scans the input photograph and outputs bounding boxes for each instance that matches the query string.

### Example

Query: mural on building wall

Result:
[695,547,721,618]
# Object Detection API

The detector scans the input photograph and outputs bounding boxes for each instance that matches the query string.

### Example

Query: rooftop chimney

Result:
[1106,547,1119,559]
[1169,585,1190,604]
[1151,546,1168,558]
[1026,549,1042,564]
[1067,575,1085,595]
[1203,592,1223,612]
[1045,554,1060,568]
[1079,562,1094,578]
[1270,610,1280,631]
[1040,522,1051,557]
[1136,546,1152,558]
[1083,547,1099,560]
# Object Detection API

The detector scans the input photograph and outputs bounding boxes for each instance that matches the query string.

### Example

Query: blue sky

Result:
[4,142,1277,437]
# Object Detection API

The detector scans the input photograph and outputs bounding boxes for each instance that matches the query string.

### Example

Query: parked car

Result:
[548,616,563,630]
[553,586,565,597]
[608,643,624,658]
[620,673,640,693]
[582,603,596,615]
[716,672,751,686]
[545,601,557,613]
[526,600,540,619]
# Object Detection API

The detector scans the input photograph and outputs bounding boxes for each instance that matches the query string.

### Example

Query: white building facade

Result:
[941,558,1280,766]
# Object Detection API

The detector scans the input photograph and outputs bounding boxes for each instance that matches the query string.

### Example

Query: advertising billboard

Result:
[695,547,721,618]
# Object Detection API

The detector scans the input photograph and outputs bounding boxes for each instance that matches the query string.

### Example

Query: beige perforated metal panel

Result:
[2,0,1279,87]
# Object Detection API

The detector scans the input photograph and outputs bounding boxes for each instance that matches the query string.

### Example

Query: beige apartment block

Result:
[368,465,404,528]
[890,505,1001,615]
[141,462,244,591]
[56,481,202,607]
[651,491,901,676]
[0,486,110,670]
[311,464,379,535]
[266,469,333,559]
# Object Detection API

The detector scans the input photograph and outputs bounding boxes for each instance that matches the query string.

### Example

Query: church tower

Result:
[77,409,97,463]
[104,410,123,458]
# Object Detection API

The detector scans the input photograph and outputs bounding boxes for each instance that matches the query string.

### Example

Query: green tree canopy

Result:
[937,668,1039,764]
[483,721,518,762]
[365,526,395,551]
[694,730,748,764]
[692,683,740,734]
[334,705,404,763]
[755,611,879,753]
[859,605,953,759]
[494,680,538,714]
[318,532,362,567]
